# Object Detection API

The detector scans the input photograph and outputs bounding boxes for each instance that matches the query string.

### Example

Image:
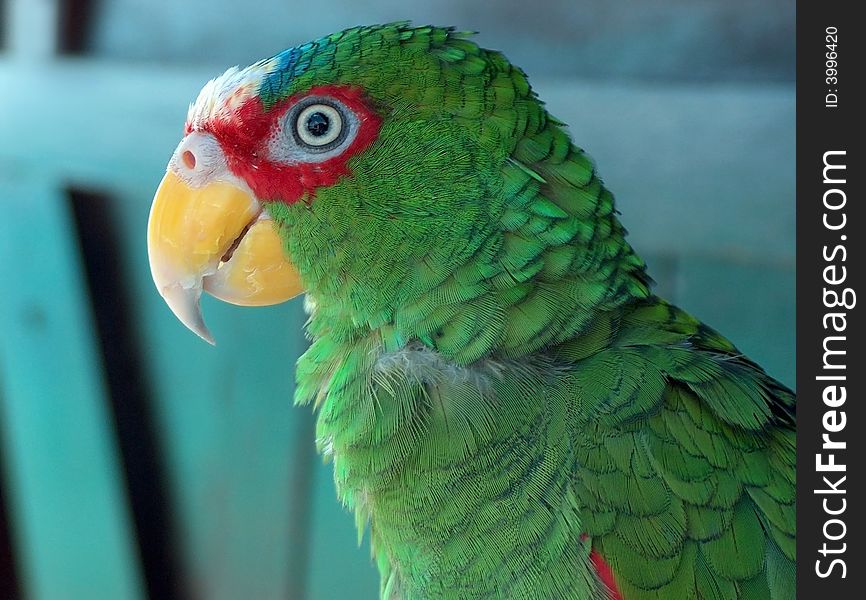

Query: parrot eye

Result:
[292,101,347,150]
[267,93,363,165]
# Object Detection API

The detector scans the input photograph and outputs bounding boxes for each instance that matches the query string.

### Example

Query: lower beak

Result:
[147,171,303,343]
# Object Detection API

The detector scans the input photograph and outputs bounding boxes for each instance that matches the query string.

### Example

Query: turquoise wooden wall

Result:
[0,54,793,600]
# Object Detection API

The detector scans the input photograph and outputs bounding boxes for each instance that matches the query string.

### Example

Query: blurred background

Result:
[0,1,794,599]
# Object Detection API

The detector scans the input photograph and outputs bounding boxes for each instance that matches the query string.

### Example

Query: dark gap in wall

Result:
[0,0,6,52]
[68,188,184,600]
[0,398,23,600]
[58,0,95,54]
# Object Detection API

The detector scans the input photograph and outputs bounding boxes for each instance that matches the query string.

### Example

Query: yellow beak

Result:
[147,170,303,344]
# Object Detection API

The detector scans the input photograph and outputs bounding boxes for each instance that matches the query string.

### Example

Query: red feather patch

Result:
[580,534,624,600]
[590,546,624,600]
[193,84,381,204]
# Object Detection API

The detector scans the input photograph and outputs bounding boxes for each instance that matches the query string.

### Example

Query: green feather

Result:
[701,500,766,581]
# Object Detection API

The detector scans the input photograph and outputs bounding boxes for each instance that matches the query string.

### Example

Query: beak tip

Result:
[158,281,216,346]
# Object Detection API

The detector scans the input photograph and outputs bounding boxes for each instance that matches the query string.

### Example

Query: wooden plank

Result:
[4,0,59,59]
[0,177,144,599]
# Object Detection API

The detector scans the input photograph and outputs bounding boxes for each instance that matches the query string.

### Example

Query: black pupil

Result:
[306,112,330,137]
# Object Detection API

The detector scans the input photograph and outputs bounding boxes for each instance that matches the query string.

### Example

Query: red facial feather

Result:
[190,85,382,204]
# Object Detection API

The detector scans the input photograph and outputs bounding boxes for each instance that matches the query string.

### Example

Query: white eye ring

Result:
[294,103,344,149]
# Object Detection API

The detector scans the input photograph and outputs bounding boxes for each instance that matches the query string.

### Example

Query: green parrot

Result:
[147,23,795,600]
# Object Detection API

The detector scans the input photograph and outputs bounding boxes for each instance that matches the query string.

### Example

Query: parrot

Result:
[146,23,796,600]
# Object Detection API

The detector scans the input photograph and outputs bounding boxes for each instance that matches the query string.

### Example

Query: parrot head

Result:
[148,23,508,344]
[148,23,646,353]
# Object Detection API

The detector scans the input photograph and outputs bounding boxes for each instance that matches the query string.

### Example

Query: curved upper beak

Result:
[147,170,304,344]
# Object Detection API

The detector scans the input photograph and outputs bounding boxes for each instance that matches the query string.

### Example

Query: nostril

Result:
[182,150,196,170]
